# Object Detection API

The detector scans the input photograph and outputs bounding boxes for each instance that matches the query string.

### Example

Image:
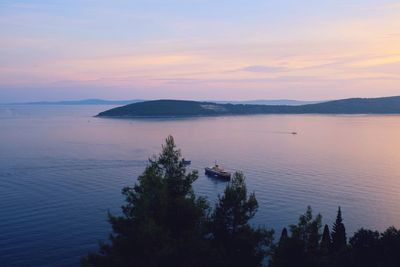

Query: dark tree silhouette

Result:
[349,229,380,267]
[348,226,400,267]
[380,226,400,267]
[81,136,400,267]
[320,224,331,253]
[320,224,332,254]
[331,206,346,252]
[270,207,400,267]
[211,172,273,267]
[279,228,288,244]
[81,136,212,267]
[81,136,272,267]
[319,224,331,267]
[269,207,322,267]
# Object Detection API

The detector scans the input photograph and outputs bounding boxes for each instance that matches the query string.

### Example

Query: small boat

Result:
[182,159,191,165]
[291,132,297,135]
[205,163,231,180]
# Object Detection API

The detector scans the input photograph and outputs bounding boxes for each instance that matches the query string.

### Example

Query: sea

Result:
[1,105,400,266]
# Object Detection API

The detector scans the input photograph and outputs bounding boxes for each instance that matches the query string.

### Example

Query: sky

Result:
[0,0,400,102]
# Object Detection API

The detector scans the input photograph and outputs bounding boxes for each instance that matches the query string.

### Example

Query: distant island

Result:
[8,99,143,105]
[96,96,400,117]
[6,99,318,106]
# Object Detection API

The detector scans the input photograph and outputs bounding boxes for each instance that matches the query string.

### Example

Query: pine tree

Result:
[319,224,332,267]
[81,136,211,267]
[307,213,322,258]
[331,206,347,252]
[289,206,322,253]
[269,227,301,267]
[279,228,289,244]
[320,224,331,254]
[270,207,321,267]
[211,172,273,267]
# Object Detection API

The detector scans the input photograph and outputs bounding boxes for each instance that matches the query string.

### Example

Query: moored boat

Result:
[205,163,231,180]
[182,158,191,165]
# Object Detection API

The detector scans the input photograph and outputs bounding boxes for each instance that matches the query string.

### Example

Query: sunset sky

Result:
[1,0,400,102]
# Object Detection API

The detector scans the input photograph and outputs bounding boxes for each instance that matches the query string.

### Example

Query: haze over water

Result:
[1,105,400,266]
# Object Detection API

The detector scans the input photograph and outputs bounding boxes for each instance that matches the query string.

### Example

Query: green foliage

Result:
[81,136,211,267]
[290,206,322,254]
[211,172,273,267]
[81,136,272,267]
[270,229,306,267]
[98,96,400,118]
[270,206,323,267]
[270,206,400,267]
[98,100,220,117]
[212,172,258,236]
[82,135,400,267]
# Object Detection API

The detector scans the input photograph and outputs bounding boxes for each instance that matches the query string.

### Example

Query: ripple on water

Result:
[1,106,400,266]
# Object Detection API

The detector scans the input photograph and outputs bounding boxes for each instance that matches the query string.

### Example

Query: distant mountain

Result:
[8,99,319,106]
[8,98,320,106]
[11,99,143,105]
[97,96,400,117]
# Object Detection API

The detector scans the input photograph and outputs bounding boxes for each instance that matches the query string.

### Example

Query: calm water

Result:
[1,105,400,266]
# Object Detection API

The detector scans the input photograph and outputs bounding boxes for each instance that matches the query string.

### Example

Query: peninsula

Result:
[96,96,400,118]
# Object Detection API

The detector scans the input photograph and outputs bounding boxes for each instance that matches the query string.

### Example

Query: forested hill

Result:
[96,96,400,117]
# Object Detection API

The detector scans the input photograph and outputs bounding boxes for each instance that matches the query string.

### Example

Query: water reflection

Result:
[1,106,400,266]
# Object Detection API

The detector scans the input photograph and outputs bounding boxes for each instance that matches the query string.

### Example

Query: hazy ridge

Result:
[6,99,319,106]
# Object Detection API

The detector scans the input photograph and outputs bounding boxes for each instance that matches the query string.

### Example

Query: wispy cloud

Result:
[239,65,285,73]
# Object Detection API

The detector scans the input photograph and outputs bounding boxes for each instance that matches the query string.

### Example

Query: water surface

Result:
[1,105,400,266]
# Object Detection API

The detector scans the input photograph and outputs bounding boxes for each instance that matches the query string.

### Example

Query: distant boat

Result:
[205,163,231,180]
[182,159,191,165]
[291,132,297,135]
